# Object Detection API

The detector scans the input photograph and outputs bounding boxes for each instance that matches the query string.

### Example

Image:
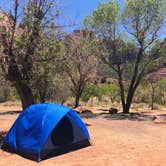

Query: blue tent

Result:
[3,103,90,161]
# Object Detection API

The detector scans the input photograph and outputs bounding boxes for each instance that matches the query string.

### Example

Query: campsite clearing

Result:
[1,105,166,166]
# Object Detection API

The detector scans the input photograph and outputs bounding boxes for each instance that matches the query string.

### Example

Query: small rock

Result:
[109,108,118,114]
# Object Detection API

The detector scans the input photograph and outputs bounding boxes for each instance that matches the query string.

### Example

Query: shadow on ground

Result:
[0,131,7,148]
[157,114,166,118]
[80,112,156,121]
[0,110,21,115]
[101,112,156,121]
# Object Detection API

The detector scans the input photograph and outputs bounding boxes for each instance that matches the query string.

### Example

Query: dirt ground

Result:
[0,105,166,166]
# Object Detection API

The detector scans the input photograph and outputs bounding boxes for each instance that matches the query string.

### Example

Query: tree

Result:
[0,69,11,102]
[0,0,59,109]
[145,76,157,110]
[31,33,61,103]
[122,0,166,112]
[63,30,98,108]
[145,41,166,109]
[85,0,166,113]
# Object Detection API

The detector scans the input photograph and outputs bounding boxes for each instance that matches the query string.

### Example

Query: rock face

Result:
[109,108,118,114]
[147,66,166,81]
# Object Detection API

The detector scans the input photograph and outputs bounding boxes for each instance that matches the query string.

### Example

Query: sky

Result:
[0,0,110,32]
[57,0,109,31]
[0,0,127,33]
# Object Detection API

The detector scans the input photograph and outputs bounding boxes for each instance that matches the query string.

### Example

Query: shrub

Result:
[81,83,119,103]
[81,84,99,102]
[99,83,119,102]
[156,78,166,105]
[0,87,10,102]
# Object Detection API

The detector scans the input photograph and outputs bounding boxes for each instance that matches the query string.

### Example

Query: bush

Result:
[99,83,119,102]
[0,87,10,102]
[156,78,166,105]
[134,83,150,103]
[81,83,119,103]
[81,84,99,102]
[0,86,20,102]
[133,78,166,106]
[50,77,72,104]
[10,88,20,100]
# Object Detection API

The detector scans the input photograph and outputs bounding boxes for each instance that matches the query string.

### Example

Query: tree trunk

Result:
[124,90,134,114]
[74,82,85,108]
[40,96,46,103]
[74,93,81,108]
[117,65,128,113]
[150,82,155,110]
[15,82,34,110]
[7,61,35,110]
[122,105,129,113]
[39,88,46,103]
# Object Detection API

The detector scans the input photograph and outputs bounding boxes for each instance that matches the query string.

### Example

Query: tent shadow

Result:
[1,131,91,162]
[0,131,7,149]
[1,139,91,162]
[40,140,91,162]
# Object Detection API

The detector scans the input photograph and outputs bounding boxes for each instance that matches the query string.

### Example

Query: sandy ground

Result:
[0,106,166,166]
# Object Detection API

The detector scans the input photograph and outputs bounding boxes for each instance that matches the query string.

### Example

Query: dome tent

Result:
[3,103,90,161]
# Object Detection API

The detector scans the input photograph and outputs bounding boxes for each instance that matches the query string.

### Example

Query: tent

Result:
[3,103,90,161]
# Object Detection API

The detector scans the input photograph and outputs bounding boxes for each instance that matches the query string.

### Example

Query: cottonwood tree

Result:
[85,0,166,113]
[0,0,60,109]
[63,31,98,108]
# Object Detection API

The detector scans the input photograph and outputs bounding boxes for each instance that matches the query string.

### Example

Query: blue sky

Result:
[0,0,110,32]
[57,0,109,31]
[0,0,125,32]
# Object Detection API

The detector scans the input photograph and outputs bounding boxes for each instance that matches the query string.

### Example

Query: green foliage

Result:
[81,83,119,103]
[123,0,166,46]
[0,86,20,102]
[157,78,166,90]
[84,0,166,113]
[0,73,11,102]
[156,78,166,104]
[134,82,150,103]
[10,88,20,100]
[84,0,121,37]
[99,83,119,102]
[51,76,71,104]
[81,84,99,102]
[134,78,166,105]
[0,87,10,102]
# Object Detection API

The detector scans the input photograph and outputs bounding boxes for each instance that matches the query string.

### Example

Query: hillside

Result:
[149,63,166,81]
